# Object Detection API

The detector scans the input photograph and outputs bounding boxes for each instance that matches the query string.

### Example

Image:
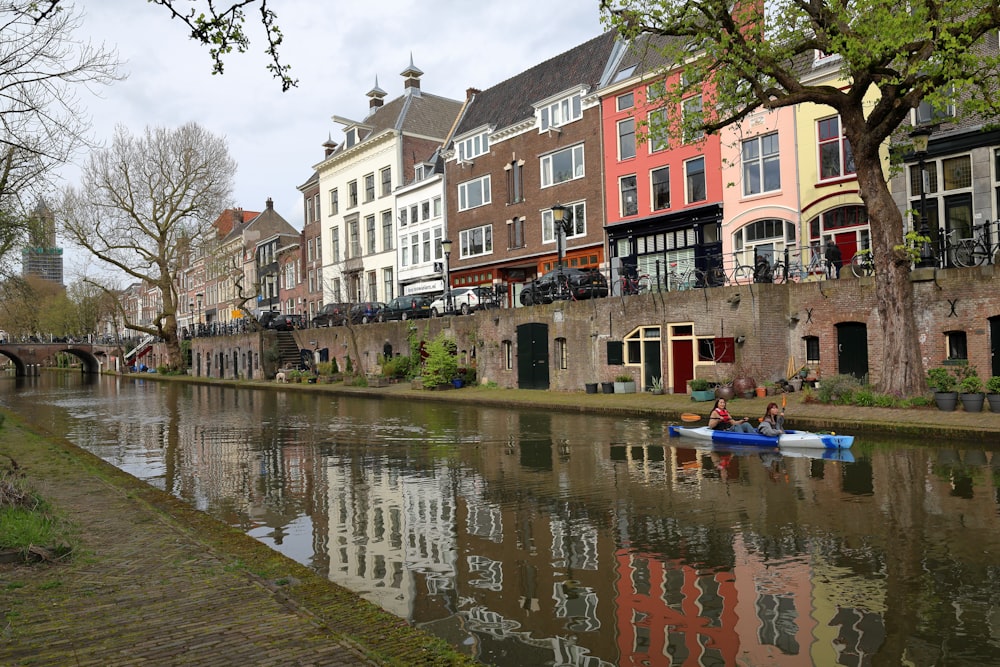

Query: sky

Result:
[60,1,608,279]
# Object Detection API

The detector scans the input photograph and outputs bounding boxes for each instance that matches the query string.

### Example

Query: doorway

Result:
[836,322,869,380]
[516,322,549,390]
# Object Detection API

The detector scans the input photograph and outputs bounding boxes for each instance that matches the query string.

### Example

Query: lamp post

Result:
[195,292,203,336]
[551,203,571,269]
[910,126,935,268]
[188,301,194,337]
[440,238,453,314]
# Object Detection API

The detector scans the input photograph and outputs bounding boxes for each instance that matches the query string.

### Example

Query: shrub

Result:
[987,376,1000,394]
[381,355,412,379]
[350,374,368,387]
[615,374,634,383]
[316,361,335,376]
[873,393,899,408]
[960,374,983,394]
[926,367,957,392]
[421,333,458,388]
[816,374,862,404]
[689,378,710,391]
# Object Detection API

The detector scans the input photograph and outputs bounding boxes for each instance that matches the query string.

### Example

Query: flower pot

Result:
[691,390,716,402]
[715,386,735,400]
[988,394,1000,413]
[585,383,598,394]
[755,386,767,398]
[614,381,636,394]
[601,382,615,394]
[960,392,985,413]
[934,391,958,412]
[451,378,464,389]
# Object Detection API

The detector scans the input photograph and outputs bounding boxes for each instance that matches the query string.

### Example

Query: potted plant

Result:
[987,376,1000,412]
[648,376,665,395]
[689,378,715,402]
[958,367,984,413]
[601,379,615,394]
[926,366,958,411]
[585,382,598,394]
[614,374,636,394]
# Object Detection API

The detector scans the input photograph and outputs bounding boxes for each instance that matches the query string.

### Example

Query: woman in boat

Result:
[708,398,755,433]
[758,402,786,436]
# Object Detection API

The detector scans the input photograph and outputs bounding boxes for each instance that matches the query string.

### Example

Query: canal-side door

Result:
[517,322,549,390]
[671,338,693,393]
[836,322,869,380]
[991,316,1000,377]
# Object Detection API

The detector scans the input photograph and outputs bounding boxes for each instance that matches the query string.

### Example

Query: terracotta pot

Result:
[755,386,767,398]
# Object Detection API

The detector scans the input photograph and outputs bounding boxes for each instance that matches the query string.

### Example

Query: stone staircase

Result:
[275,331,302,368]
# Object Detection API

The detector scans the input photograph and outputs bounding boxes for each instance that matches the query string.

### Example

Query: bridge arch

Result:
[0,344,106,376]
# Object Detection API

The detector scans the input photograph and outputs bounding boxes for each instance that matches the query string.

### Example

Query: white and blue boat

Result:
[668,424,854,450]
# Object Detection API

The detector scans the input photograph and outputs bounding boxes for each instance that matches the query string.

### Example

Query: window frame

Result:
[651,166,670,211]
[540,144,585,188]
[457,175,492,211]
[742,132,781,196]
[618,117,636,161]
[459,224,493,259]
[685,156,707,204]
[620,175,638,217]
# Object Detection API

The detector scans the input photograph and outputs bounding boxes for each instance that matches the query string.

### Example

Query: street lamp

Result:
[910,126,935,268]
[188,301,194,337]
[441,238,453,314]
[551,203,571,269]
[195,292,203,336]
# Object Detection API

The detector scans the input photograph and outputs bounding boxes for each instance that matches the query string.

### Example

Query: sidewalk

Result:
[1,379,992,666]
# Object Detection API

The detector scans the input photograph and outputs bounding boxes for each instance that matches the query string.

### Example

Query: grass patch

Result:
[0,454,76,560]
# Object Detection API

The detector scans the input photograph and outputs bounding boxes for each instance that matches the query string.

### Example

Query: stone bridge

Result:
[0,343,118,376]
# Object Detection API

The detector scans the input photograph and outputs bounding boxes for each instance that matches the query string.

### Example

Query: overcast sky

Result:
[62,1,607,277]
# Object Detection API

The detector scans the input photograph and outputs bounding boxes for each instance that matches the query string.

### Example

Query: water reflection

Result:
[2,375,999,666]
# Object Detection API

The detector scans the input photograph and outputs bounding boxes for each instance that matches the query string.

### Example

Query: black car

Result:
[312,302,350,327]
[519,268,609,306]
[348,301,385,324]
[378,295,434,321]
[265,313,305,331]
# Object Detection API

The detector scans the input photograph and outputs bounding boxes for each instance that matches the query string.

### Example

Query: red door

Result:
[671,339,694,393]
[836,232,858,264]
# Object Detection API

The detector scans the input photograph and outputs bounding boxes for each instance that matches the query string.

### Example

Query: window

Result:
[647,108,668,152]
[364,173,375,202]
[539,93,582,130]
[542,202,586,243]
[685,157,706,203]
[946,331,969,360]
[651,167,670,211]
[818,117,855,180]
[508,217,525,249]
[330,227,340,262]
[555,337,568,370]
[422,230,431,263]
[307,238,314,262]
[410,233,419,264]
[433,197,442,217]
[383,268,394,301]
[433,228,443,260]
[460,224,493,258]
[742,132,781,195]
[329,188,339,215]
[457,131,489,161]
[410,204,418,223]
[617,92,634,111]
[682,95,704,142]
[458,175,491,211]
[618,117,636,160]
[915,92,955,125]
[348,180,358,207]
[366,215,376,254]
[804,336,820,365]
[503,340,513,370]
[506,160,524,204]
[421,200,430,221]
[348,219,360,258]
[401,242,408,267]
[399,207,407,227]
[380,167,391,196]
[381,210,393,251]
[647,81,666,100]
[367,271,377,301]
[541,144,585,187]
[620,175,638,216]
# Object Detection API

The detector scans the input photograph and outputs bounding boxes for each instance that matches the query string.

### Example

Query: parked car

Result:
[519,268,609,305]
[265,313,305,331]
[429,286,500,316]
[378,295,434,321]
[348,301,384,324]
[312,302,350,327]
[257,310,281,329]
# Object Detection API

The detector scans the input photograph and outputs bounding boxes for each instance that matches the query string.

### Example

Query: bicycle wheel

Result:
[955,239,987,268]
[772,262,787,284]
[851,253,873,277]
[732,264,754,285]
[636,275,651,293]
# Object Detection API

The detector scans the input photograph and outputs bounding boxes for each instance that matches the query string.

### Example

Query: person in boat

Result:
[758,402,786,436]
[708,398,755,433]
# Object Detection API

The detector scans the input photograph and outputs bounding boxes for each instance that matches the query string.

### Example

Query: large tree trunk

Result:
[854,152,926,396]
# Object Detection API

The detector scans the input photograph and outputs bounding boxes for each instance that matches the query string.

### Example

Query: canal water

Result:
[2,373,998,666]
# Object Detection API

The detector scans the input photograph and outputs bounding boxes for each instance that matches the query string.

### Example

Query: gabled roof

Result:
[453,31,619,137]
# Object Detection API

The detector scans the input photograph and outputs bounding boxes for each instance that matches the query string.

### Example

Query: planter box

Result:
[691,390,716,402]
[934,391,958,412]
[614,381,636,394]
[960,393,985,413]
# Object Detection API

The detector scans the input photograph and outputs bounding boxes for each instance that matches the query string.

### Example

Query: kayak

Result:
[668,425,854,449]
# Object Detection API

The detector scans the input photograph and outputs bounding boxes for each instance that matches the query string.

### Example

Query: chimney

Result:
[367,76,387,112]
[466,87,481,101]
[266,197,274,211]
[401,54,423,96]
[323,136,338,158]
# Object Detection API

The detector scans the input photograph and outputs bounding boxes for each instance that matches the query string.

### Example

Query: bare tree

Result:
[30,0,295,91]
[0,4,120,274]
[59,122,236,371]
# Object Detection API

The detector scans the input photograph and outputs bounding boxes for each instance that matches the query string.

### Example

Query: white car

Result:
[430,286,497,316]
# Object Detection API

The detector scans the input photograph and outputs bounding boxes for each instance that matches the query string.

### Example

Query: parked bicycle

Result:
[953,220,1000,267]
[618,272,651,296]
[772,245,826,283]
[851,249,875,277]
[665,262,696,291]
[702,253,755,287]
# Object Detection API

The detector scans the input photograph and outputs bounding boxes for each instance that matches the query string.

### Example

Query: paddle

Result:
[680,413,702,422]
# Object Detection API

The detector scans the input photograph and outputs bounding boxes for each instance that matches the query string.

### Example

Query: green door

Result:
[517,322,549,390]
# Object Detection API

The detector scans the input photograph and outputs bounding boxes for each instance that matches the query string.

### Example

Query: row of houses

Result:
[143,30,997,332]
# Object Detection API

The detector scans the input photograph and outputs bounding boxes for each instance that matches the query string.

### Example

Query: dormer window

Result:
[345,128,357,148]
[539,93,582,131]
[457,131,489,162]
